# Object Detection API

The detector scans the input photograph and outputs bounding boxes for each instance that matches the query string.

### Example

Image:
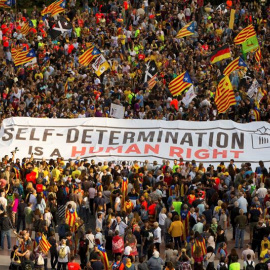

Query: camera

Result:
[11,147,19,155]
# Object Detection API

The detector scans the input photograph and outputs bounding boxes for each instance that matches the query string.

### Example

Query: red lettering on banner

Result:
[186,148,192,159]
[194,149,209,159]
[213,149,227,159]
[125,144,141,154]
[106,146,123,153]
[230,150,244,158]
[144,144,159,154]
[169,147,184,157]
[89,147,104,153]
[71,146,86,157]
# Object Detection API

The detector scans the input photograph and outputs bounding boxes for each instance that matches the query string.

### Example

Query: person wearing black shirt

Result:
[78,235,89,269]
[17,199,27,233]
[0,212,12,250]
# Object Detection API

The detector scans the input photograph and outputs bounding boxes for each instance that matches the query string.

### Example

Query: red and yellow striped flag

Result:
[97,245,109,270]
[121,177,128,207]
[41,0,66,17]
[39,234,51,254]
[234,25,256,45]
[64,80,68,94]
[65,209,78,230]
[223,57,247,76]
[147,73,158,89]
[169,71,193,97]
[255,47,261,63]
[176,21,195,39]
[78,46,100,66]
[21,21,34,36]
[215,75,236,114]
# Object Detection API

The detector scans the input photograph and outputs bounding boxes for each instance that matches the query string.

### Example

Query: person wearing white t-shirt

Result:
[153,222,162,252]
[57,239,70,269]
[115,195,122,213]
[243,254,255,270]
[158,208,167,239]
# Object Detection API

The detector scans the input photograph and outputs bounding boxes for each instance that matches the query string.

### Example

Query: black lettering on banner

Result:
[42,129,54,141]
[82,129,93,143]
[2,128,14,141]
[157,130,163,142]
[34,147,43,156]
[16,128,28,140]
[67,128,79,143]
[137,131,155,142]
[30,128,39,141]
[50,148,61,157]
[180,133,193,146]
[232,132,244,149]
[196,132,207,147]
[109,131,121,145]
[165,132,178,144]
[216,132,228,148]
[209,132,214,147]
[96,130,107,144]
[123,131,135,144]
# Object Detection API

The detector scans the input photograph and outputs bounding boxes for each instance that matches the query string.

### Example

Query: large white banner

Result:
[0,117,270,167]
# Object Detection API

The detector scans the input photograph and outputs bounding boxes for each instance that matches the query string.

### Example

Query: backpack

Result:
[219,263,228,270]
[58,246,67,259]
[24,263,33,270]
[245,261,255,270]
[140,209,148,221]
[36,254,44,266]
[58,224,66,238]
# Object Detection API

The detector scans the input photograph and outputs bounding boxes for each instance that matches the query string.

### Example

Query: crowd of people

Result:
[0,0,269,121]
[1,153,270,270]
[0,0,270,269]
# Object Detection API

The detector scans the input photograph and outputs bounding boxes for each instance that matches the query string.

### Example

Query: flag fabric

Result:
[49,16,72,39]
[234,25,256,45]
[21,21,34,36]
[255,47,262,63]
[223,57,247,76]
[147,73,158,89]
[182,85,197,106]
[169,71,193,97]
[65,208,78,231]
[13,48,37,66]
[255,88,265,108]
[92,54,110,76]
[209,45,231,64]
[41,0,66,17]
[97,245,109,270]
[229,9,235,29]
[121,177,128,207]
[0,0,12,8]
[176,21,195,39]
[242,35,259,53]
[253,108,261,121]
[64,80,68,94]
[215,75,236,114]
[143,60,158,83]
[39,234,51,254]
[78,46,100,66]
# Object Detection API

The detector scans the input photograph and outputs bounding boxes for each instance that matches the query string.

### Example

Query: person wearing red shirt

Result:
[164,172,172,186]
[68,256,81,270]
[140,195,148,210]
[148,202,157,215]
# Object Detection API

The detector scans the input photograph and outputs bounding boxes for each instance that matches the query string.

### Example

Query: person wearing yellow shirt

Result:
[35,72,43,80]
[51,167,60,181]
[261,236,270,252]
[72,166,82,179]
[118,33,126,53]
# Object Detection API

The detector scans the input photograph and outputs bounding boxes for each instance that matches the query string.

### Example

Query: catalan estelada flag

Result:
[215,75,236,114]
[223,56,247,76]
[255,47,262,63]
[64,80,68,94]
[13,48,36,66]
[97,245,109,270]
[41,0,66,17]
[253,108,261,121]
[209,44,231,64]
[39,234,51,254]
[78,46,100,66]
[234,24,256,45]
[0,0,12,8]
[169,71,193,97]
[176,21,195,39]
[65,208,78,231]
[147,73,158,89]
[21,20,34,36]
[121,177,128,207]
